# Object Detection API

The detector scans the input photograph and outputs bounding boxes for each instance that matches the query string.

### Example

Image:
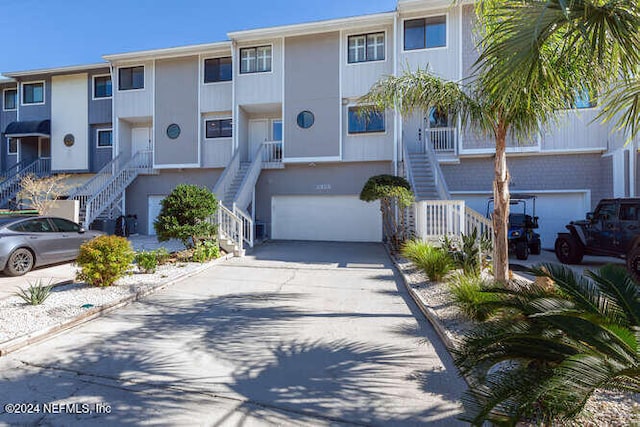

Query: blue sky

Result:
[0,0,397,73]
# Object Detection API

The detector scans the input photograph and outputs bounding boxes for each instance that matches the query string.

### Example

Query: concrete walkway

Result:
[0,241,465,426]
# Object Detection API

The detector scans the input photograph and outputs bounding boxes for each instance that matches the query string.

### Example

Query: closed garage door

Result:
[456,191,590,249]
[147,195,168,236]
[271,195,382,242]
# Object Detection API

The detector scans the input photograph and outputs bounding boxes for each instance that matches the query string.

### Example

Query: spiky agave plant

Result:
[453,263,640,425]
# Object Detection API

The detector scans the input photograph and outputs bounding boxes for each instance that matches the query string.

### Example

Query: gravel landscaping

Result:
[394,255,640,427]
[0,260,217,345]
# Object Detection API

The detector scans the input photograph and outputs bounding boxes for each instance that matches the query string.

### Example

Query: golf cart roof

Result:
[488,194,537,202]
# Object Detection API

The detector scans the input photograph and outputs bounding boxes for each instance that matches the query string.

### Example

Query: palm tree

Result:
[453,263,640,425]
[361,63,569,281]
[476,0,640,138]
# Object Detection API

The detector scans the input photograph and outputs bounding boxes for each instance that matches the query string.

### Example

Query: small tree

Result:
[360,174,414,249]
[76,235,135,287]
[18,173,70,214]
[153,184,217,248]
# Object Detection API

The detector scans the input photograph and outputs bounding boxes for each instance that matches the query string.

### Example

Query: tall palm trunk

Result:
[493,124,510,282]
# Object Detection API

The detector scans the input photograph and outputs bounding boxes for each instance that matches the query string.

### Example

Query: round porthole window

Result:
[166,123,181,139]
[63,133,75,147]
[296,111,314,129]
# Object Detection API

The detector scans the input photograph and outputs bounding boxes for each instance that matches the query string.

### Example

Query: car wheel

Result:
[626,246,640,284]
[555,235,584,264]
[516,241,529,260]
[4,248,34,276]
[530,240,542,255]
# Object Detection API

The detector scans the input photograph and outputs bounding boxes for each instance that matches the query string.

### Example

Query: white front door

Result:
[132,127,151,157]
[248,119,268,161]
[147,195,167,236]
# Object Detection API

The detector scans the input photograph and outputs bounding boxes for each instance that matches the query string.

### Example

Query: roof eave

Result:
[103,41,232,63]
[228,11,397,41]
[3,62,110,78]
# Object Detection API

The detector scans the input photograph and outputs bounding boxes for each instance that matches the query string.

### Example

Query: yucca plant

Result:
[15,279,53,305]
[401,240,453,282]
[453,263,640,425]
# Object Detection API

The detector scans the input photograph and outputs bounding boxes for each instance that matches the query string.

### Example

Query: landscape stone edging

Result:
[0,253,234,357]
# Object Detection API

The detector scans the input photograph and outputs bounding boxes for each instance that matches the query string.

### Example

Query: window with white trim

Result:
[8,138,17,155]
[240,46,272,74]
[22,82,44,104]
[348,107,385,134]
[94,75,112,98]
[97,129,113,147]
[404,16,446,50]
[205,119,232,138]
[204,57,232,83]
[118,66,144,90]
[3,89,17,110]
[348,32,385,63]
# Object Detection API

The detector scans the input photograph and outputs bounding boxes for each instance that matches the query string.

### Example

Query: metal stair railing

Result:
[424,136,451,200]
[82,150,152,229]
[234,144,264,212]
[0,159,29,180]
[0,158,51,207]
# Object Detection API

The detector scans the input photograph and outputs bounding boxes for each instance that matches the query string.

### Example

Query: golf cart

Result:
[487,194,542,260]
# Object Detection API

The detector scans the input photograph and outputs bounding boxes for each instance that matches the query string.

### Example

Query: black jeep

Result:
[555,198,640,279]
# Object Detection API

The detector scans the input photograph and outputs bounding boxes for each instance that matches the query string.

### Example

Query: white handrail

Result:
[425,133,451,200]
[83,150,152,228]
[427,128,457,153]
[233,204,254,248]
[215,201,243,250]
[0,158,51,207]
[413,200,493,243]
[234,144,265,212]
[261,140,282,165]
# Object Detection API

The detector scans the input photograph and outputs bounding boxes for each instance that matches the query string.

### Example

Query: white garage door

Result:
[147,195,168,236]
[456,191,590,249]
[271,195,382,242]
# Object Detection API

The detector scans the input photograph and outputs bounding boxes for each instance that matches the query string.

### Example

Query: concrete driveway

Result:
[0,241,465,426]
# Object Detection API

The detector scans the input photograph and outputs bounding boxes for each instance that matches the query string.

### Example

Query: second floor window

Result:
[119,66,144,90]
[348,32,385,63]
[94,75,112,98]
[205,119,232,138]
[23,82,44,104]
[3,89,16,110]
[97,129,113,147]
[204,57,232,83]
[404,16,446,50]
[348,107,385,134]
[240,46,272,74]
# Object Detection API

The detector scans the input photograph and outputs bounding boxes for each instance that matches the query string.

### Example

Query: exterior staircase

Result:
[68,150,154,229]
[0,158,51,208]
[213,141,283,255]
[222,162,251,207]
[406,152,441,200]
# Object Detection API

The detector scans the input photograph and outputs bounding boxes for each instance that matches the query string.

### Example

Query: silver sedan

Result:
[0,216,104,276]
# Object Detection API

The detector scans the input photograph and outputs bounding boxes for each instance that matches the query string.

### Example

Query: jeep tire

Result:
[626,246,640,283]
[516,241,529,260]
[555,234,584,264]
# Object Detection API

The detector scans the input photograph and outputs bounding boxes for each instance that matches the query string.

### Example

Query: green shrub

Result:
[76,235,135,287]
[449,274,502,321]
[154,247,171,265]
[135,251,159,274]
[153,184,218,248]
[401,240,453,282]
[192,240,220,263]
[15,279,53,305]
